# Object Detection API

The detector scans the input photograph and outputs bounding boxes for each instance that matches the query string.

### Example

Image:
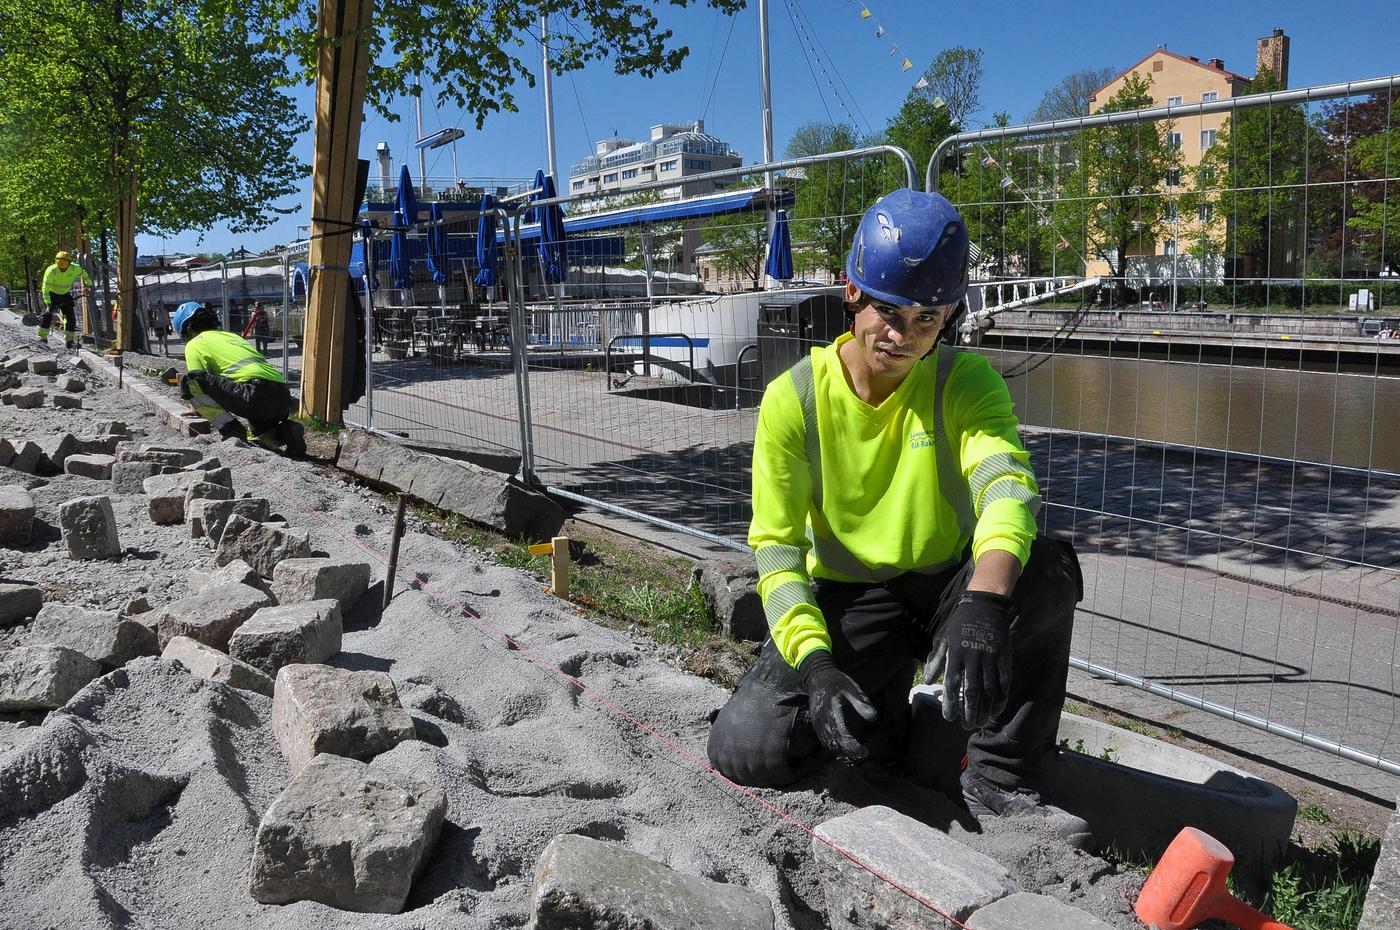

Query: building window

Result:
[1199,164,1217,183]
[621,168,638,180]
[1163,240,1177,256]
[1166,168,1182,187]
[684,159,713,171]
[660,159,678,172]
[1152,60,1163,72]
[603,172,618,183]
[1164,202,1180,222]
[571,180,586,191]
[1201,91,1219,102]
[1167,131,1182,151]
[1197,204,1215,223]
[1166,95,1183,107]
[1200,129,1217,150]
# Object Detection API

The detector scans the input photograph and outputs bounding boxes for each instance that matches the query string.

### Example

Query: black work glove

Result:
[799,651,878,760]
[924,590,1014,730]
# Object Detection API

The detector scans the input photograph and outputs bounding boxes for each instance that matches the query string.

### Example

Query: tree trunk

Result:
[114,171,138,351]
[301,0,375,423]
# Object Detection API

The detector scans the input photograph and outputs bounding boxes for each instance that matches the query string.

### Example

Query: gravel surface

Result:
[0,316,1145,929]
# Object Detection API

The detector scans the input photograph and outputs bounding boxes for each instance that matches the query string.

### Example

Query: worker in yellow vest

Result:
[707,189,1087,845]
[39,250,94,347]
[171,301,305,456]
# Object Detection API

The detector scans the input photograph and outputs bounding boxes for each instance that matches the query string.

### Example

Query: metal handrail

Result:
[927,73,1400,192]
[735,342,760,385]
[521,144,921,212]
[604,332,696,387]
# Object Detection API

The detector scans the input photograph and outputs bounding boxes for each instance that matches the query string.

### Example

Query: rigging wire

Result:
[787,0,872,135]
[699,11,740,125]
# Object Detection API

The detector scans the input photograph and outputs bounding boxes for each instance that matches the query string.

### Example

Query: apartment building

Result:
[1083,28,1291,289]
[567,120,742,202]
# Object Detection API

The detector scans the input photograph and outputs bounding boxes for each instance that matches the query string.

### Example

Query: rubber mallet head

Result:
[1135,827,1294,930]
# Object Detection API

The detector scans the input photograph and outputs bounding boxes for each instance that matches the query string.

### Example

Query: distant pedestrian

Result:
[38,250,94,348]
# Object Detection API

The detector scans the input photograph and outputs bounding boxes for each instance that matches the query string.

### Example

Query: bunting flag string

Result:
[848,0,927,92]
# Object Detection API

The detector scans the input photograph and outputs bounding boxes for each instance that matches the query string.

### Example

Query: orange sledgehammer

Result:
[1135,827,1293,930]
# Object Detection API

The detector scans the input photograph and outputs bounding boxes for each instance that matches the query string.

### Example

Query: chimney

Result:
[375,142,392,195]
[1207,58,1225,70]
[1257,27,1289,87]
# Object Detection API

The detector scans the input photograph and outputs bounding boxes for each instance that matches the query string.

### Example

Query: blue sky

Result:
[138,0,1399,257]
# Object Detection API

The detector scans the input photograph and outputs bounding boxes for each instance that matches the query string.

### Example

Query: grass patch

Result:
[1101,832,1379,930]
[1253,832,1380,930]
[1299,803,1333,825]
[291,412,343,436]
[408,503,751,684]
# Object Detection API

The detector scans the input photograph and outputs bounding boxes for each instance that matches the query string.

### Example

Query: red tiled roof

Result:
[1088,48,1252,104]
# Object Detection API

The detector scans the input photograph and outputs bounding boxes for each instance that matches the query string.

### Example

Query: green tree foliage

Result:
[910,46,983,129]
[1192,69,1315,281]
[260,0,746,127]
[0,0,307,326]
[1336,96,1399,277]
[1070,72,1182,296]
[700,212,767,290]
[786,122,885,275]
[1029,66,1119,122]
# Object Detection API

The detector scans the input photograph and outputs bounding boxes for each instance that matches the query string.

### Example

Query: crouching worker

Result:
[172,301,306,456]
[706,189,1087,842]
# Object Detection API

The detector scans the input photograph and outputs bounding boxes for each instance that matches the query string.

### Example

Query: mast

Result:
[415,75,428,196]
[541,13,559,183]
[757,0,776,274]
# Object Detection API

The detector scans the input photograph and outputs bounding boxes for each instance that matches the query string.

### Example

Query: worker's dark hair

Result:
[183,307,220,339]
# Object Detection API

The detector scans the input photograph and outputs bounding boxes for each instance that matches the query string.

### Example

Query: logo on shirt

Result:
[908,430,935,449]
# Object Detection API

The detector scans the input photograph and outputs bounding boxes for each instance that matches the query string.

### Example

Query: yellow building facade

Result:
[1082,29,1291,297]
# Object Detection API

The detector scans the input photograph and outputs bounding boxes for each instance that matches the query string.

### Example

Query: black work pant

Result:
[707,537,1082,791]
[186,371,293,437]
[41,292,77,336]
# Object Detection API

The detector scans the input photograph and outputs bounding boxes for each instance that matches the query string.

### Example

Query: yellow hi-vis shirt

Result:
[41,262,93,298]
[184,330,283,384]
[749,332,1041,669]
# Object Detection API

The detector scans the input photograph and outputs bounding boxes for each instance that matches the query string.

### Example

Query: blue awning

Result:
[504,186,794,243]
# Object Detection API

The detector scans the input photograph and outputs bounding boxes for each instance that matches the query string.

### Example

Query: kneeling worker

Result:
[707,189,1086,839]
[172,301,305,456]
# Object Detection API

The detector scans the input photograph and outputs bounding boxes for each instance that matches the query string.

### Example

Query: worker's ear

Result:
[843,280,862,305]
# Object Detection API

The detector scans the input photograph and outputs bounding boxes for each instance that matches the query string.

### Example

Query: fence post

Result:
[504,211,538,485]
[281,251,292,383]
[361,225,375,431]
[219,261,230,329]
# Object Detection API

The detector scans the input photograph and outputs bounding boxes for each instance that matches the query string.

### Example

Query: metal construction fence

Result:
[119,75,1400,783]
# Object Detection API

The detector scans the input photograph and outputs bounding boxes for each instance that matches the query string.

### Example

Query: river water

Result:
[983,345,1400,473]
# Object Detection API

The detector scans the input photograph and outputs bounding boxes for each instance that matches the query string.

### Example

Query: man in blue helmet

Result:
[171,301,306,456]
[708,189,1085,839]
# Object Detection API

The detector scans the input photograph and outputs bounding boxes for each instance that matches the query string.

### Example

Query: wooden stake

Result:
[301,0,374,423]
[382,494,407,609]
[551,536,570,600]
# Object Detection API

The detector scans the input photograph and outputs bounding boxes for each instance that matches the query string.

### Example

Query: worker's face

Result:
[845,281,953,378]
[57,259,70,270]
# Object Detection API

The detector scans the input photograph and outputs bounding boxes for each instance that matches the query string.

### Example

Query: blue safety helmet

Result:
[172,301,207,339]
[846,188,970,308]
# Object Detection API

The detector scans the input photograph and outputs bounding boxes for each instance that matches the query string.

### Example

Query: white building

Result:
[567,120,741,202]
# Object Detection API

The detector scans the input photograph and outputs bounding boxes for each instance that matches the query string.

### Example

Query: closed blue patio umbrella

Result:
[396,164,419,230]
[474,193,498,290]
[360,220,378,291]
[764,209,793,283]
[426,201,449,313]
[528,169,567,285]
[389,210,412,289]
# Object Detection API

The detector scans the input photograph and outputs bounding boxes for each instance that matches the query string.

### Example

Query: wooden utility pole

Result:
[301,0,374,422]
